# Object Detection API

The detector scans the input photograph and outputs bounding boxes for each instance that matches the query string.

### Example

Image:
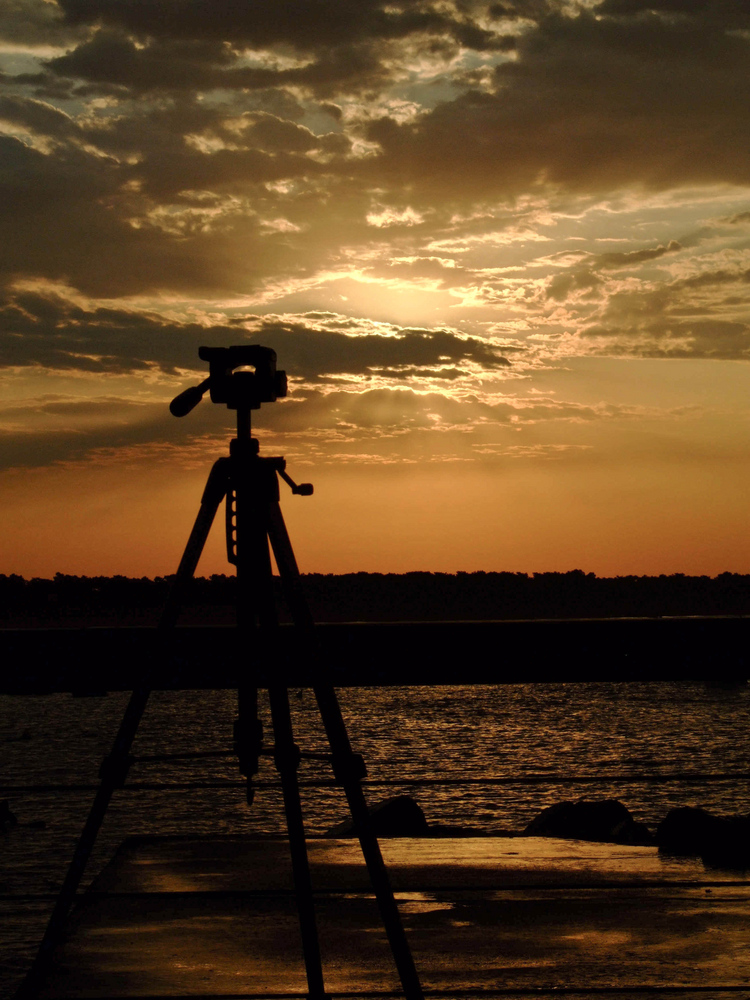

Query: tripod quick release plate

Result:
[170,345,287,416]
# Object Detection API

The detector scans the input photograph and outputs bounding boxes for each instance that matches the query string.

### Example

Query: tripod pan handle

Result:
[170,379,210,417]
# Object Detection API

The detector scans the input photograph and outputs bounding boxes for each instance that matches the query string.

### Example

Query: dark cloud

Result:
[0,393,185,470]
[47,32,242,94]
[0,94,77,139]
[581,315,750,359]
[596,241,682,268]
[274,384,623,435]
[574,274,750,359]
[43,29,393,97]
[0,113,332,296]
[594,0,750,30]
[0,284,511,472]
[366,7,750,199]
[20,1,516,100]
[0,135,145,294]
[0,0,87,47]
[0,289,511,378]
[546,268,603,302]
[670,267,750,291]
[544,241,682,301]
[244,113,320,154]
[255,319,511,377]
[54,0,507,54]
[724,212,750,226]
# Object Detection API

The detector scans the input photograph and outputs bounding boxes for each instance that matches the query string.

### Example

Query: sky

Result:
[1,0,750,579]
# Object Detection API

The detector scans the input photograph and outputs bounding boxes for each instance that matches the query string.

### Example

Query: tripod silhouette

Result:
[18,346,424,1000]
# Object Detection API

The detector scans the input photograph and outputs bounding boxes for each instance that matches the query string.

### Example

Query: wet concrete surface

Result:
[38,837,750,997]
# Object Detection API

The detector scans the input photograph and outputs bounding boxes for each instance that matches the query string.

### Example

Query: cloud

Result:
[571,274,750,359]
[2,0,749,449]
[0,93,77,139]
[543,240,683,300]
[0,288,511,378]
[596,241,683,269]
[0,393,185,469]
[43,30,395,97]
[53,0,507,56]
[2,2,746,309]
[581,314,750,360]
[18,1,514,100]
[365,7,750,200]
[594,0,750,31]
[0,132,233,296]
[0,0,87,48]
[724,211,750,227]
[0,381,598,471]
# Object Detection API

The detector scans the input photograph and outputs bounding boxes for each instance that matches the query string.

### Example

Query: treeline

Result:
[1,570,749,622]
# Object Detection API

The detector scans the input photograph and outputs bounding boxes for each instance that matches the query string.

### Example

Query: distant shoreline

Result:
[2,569,750,626]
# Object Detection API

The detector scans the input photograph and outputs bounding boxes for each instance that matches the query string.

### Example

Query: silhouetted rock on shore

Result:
[522,799,653,846]
[326,795,430,837]
[326,796,749,861]
[656,806,725,855]
[657,806,750,870]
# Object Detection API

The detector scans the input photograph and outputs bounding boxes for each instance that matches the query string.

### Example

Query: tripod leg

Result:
[15,688,149,999]
[267,502,424,1000]
[15,461,229,1000]
[233,459,277,805]
[234,473,328,1000]
[268,683,329,1000]
[160,458,230,630]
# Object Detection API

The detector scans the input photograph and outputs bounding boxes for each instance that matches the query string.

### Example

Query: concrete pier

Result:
[37,836,750,997]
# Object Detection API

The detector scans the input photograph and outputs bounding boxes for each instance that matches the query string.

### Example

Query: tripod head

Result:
[169,344,313,494]
[170,345,287,417]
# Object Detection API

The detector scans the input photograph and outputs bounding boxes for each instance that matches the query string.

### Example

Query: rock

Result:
[325,795,430,837]
[701,816,750,870]
[522,798,652,846]
[656,806,727,856]
[657,806,750,870]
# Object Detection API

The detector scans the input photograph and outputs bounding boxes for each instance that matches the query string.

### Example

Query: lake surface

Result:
[2,681,749,997]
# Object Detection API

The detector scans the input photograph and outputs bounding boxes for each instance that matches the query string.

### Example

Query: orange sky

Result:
[1,0,750,578]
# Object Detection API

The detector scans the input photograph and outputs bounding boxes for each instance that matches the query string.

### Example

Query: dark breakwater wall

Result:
[2,617,747,693]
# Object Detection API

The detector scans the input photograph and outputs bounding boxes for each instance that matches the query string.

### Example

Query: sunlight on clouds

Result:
[428,228,554,253]
[367,206,424,228]
[3,0,750,573]
[260,217,303,232]
[184,132,231,154]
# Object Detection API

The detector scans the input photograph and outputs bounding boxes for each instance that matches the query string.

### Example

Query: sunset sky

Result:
[1,0,750,579]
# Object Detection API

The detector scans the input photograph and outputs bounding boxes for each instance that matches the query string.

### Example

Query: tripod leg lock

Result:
[331,751,367,785]
[99,752,134,789]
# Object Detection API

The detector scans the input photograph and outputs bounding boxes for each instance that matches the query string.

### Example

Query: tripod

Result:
[18,346,423,1000]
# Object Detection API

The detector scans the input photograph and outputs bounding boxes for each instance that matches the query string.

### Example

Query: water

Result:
[2,681,749,997]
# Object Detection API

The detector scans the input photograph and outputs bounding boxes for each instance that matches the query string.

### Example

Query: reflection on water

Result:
[1,682,749,996]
